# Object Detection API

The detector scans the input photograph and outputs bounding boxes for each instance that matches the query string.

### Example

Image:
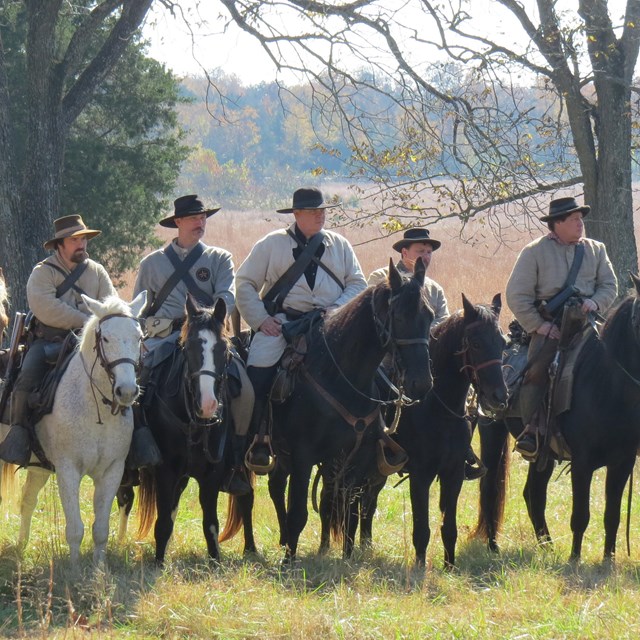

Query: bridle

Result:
[82,312,144,421]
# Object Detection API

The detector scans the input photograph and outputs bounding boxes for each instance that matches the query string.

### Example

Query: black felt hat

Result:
[276,187,340,213]
[540,197,590,223]
[159,195,221,228]
[392,228,441,252]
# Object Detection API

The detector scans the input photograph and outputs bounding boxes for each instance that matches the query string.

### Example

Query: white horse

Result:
[2,292,146,570]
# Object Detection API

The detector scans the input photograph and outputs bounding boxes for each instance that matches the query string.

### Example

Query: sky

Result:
[142,1,631,86]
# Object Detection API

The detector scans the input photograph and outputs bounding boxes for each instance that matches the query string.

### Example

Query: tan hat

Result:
[43,215,101,251]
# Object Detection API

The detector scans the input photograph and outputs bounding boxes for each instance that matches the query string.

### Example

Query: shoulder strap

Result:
[285,228,345,291]
[262,232,326,313]
[47,261,89,298]
[146,243,213,317]
[563,242,585,288]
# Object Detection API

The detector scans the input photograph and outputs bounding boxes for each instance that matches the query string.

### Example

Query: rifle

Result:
[0,311,27,419]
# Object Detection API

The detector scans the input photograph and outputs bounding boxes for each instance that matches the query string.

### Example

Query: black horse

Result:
[475,275,640,562]
[135,295,256,563]
[357,294,507,568]
[270,259,434,562]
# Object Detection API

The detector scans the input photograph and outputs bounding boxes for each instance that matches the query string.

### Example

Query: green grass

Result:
[2,448,640,639]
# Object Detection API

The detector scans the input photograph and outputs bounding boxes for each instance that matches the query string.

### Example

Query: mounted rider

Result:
[506,196,618,458]
[368,227,485,480]
[235,187,368,473]
[134,194,254,495]
[0,215,156,467]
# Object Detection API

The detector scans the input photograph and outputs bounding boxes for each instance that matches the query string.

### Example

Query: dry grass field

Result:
[2,205,640,638]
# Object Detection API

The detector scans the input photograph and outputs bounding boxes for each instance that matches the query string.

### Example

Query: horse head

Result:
[80,291,147,409]
[380,257,434,400]
[460,292,508,414]
[181,293,228,421]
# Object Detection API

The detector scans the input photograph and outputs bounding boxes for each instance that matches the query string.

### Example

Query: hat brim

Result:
[159,208,220,228]
[540,205,590,223]
[43,229,101,251]
[392,238,441,252]
[276,202,340,214]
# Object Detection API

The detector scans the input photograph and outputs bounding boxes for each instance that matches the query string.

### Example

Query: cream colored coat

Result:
[236,224,367,367]
[27,253,116,329]
[506,235,617,333]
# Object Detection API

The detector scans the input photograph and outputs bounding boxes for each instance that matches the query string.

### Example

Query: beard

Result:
[71,249,88,263]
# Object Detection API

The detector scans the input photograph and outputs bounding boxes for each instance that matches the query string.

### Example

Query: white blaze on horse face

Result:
[197,328,219,419]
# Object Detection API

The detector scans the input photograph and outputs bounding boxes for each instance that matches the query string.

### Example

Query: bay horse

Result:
[358,294,507,568]
[474,275,640,561]
[270,258,434,562]
[135,294,256,563]
[1,292,147,570]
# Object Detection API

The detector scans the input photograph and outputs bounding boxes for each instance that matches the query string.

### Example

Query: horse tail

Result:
[135,468,157,541]
[0,462,17,503]
[219,471,255,543]
[471,419,510,541]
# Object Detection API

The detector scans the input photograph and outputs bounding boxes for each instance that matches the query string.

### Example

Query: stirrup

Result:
[376,433,408,476]
[244,434,276,475]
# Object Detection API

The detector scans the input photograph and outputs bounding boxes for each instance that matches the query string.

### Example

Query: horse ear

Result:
[81,293,107,318]
[413,256,426,286]
[185,292,201,318]
[490,293,502,318]
[629,272,640,296]
[129,290,147,318]
[388,258,403,292]
[213,297,227,324]
[461,293,475,318]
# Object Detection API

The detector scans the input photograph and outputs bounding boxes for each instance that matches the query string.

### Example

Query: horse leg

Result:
[439,468,465,570]
[475,418,510,552]
[198,472,221,561]
[409,470,434,567]
[522,459,554,544]
[56,466,84,570]
[343,488,360,559]
[268,464,289,547]
[283,460,312,562]
[116,468,138,543]
[238,490,257,554]
[318,480,332,555]
[359,479,385,551]
[601,457,635,561]
[568,461,595,561]
[91,463,127,567]
[18,467,51,552]
[154,472,189,564]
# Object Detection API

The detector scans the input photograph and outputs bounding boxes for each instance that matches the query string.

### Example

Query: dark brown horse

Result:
[357,294,507,568]
[270,259,434,562]
[135,295,256,563]
[475,275,640,561]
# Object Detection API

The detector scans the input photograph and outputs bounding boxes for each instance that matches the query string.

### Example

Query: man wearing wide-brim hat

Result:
[134,194,255,495]
[506,196,618,458]
[369,227,448,325]
[0,215,117,466]
[235,187,367,472]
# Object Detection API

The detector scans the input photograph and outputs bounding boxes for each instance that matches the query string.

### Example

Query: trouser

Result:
[519,333,559,427]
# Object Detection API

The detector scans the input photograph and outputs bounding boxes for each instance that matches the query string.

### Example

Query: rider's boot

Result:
[464,445,487,480]
[127,404,162,469]
[0,390,32,466]
[222,434,252,496]
[244,365,277,474]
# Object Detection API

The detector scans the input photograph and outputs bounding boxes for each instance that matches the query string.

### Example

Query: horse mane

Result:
[79,295,133,348]
[324,284,377,337]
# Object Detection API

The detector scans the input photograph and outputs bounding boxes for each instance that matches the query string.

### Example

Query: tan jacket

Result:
[506,235,617,333]
[368,261,449,326]
[236,223,367,366]
[27,253,116,330]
